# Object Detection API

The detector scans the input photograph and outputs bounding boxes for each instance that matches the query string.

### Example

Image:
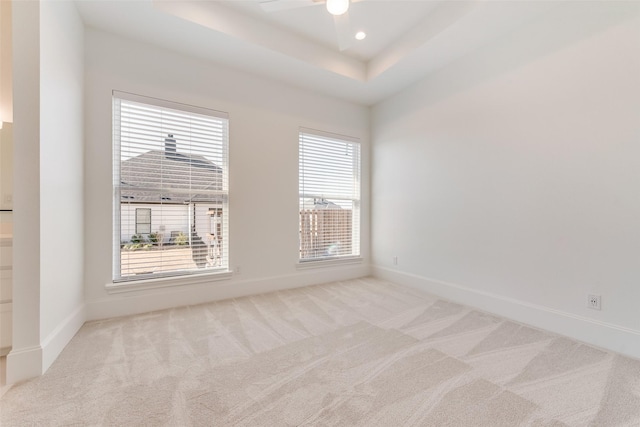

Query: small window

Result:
[135,208,151,235]
[113,92,229,282]
[299,130,361,261]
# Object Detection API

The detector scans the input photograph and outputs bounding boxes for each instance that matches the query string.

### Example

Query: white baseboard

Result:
[41,303,86,373]
[373,265,640,360]
[87,264,370,321]
[5,303,85,385]
[6,345,42,385]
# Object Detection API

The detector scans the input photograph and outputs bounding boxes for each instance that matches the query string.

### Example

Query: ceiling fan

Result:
[258,0,364,51]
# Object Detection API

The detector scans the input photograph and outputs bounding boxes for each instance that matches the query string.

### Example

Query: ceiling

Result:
[221,1,441,62]
[75,0,558,106]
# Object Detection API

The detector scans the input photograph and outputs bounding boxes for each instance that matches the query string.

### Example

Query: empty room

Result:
[0,0,639,425]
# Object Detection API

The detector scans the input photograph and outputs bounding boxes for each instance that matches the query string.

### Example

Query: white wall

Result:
[0,208,12,354]
[39,0,85,368]
[0,0,12,124]
[84,29,370,319]
[0,124,13,356]
[0,122,12,210]
[372,2,640,358]
[7,0,85,384]
[0,1,14,356]
[8,0,42,384]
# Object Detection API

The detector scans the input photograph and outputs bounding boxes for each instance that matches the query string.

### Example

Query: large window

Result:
[113,92,229,282]
[299,130,360,261]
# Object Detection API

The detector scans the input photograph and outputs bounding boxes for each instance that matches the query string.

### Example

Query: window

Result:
[299,130,360,261]
[113,92,229,282]
[135,208,151,234]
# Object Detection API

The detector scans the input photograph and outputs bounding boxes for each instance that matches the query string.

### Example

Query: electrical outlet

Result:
[587,294,601,310]
[235,266,241,274]
[393,256,398,266]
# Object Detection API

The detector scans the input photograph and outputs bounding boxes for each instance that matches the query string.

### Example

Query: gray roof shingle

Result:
[121,150,223,204]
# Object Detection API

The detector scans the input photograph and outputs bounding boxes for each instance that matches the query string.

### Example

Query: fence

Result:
[300,209,352,259]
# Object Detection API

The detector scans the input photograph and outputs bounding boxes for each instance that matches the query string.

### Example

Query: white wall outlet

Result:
[235,266,241,274]
[587,294,601,310]
[393,256,398,265]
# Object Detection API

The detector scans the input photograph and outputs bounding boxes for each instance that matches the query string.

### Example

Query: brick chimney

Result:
[165,134,176,156]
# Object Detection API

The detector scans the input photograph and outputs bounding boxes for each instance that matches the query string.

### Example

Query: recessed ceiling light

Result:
[355,31,366,41]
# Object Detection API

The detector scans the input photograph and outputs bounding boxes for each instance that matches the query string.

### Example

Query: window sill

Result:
[296,256,363,270]
[105,270,232,294]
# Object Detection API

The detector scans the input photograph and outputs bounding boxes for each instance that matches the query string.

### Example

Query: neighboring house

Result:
[299,198,343,211]
[120,137,224,248]
[313,198,342,210]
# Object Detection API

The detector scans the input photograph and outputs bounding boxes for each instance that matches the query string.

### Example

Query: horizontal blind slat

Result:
[299,131,360,262]
[114,93,229,281]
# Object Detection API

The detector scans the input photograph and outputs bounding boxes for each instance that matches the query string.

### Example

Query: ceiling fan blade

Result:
[258,0,322,13]
[333,12,352,51]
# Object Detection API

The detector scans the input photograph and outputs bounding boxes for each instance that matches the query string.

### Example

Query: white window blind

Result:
[299,130,360,261]
[113,91,229,282]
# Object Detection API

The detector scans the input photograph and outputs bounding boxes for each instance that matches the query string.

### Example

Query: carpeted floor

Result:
[1,277,639,426]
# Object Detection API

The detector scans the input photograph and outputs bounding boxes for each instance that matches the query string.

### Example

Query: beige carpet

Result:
[1,277,639,426]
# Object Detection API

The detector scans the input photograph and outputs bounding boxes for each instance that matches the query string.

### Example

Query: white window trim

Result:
[105,270,232,294]
[296,256,363,270]
[113,91,229,120]
[113,91,230,283]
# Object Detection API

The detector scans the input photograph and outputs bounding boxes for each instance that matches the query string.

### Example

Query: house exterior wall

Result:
[120,203,219,244]
[121,204,187,243]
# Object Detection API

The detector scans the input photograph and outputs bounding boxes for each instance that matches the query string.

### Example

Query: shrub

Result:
[149,232,162,245]
[174,232,188,246]
[131,234,147,244]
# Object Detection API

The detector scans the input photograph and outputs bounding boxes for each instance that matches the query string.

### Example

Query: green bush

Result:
[174,232,188,246]
[123,242,153,251]
[131,234,147,244]
[149,232,162,245]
